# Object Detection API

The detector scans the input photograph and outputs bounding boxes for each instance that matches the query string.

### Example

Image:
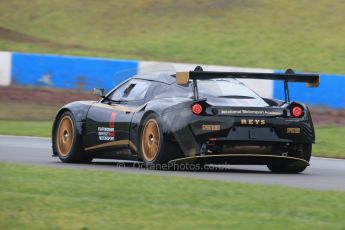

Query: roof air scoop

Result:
[285,68,295,74]
[194,66,203,71]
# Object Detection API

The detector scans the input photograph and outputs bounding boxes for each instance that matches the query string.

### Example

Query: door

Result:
[84,79,151,152]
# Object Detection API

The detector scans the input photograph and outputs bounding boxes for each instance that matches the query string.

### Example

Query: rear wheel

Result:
[53,111,92,163]
[139,113,182,167]
[267,144,311,173]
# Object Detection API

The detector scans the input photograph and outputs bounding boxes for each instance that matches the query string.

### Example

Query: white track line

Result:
[312,156,345,162]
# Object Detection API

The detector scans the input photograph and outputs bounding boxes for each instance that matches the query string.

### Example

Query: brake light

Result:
[192,103,203,115]
[291,106,303,118]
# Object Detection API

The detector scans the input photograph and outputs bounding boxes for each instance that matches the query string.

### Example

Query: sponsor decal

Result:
[202,124,221,131]
[240,119,266,125]
[220,109,281,116]
[287,128,300,134]
[98,112,117,141]
[98,127,115,140]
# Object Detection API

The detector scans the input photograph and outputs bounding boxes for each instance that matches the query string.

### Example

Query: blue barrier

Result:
[11,53,139,92]
[7,52,345,109]
[273,72,345,109]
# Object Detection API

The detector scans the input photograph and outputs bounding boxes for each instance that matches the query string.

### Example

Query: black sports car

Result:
[52,67,319,173]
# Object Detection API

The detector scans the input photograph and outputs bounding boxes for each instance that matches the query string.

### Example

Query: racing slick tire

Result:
[53,111,92,163]
[267,144,312,173]
[139,113,182,168]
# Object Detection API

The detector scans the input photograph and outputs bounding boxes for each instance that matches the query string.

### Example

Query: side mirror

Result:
[92,88,105,97]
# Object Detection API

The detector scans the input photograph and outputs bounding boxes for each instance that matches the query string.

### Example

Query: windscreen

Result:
[197,79,269,107]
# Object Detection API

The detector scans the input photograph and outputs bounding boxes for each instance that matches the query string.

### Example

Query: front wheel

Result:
[139,113,182,167]
[267,144,311,173]
[53,111,92,163]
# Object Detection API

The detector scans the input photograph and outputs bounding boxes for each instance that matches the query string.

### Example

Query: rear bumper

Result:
[216,126,289,142]
[190,116,315,144]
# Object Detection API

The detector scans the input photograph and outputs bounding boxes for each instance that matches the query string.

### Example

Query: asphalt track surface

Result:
[1,135,344,191]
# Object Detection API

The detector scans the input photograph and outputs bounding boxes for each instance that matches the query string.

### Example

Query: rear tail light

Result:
[192,103,203,115]
[291,105,303,118]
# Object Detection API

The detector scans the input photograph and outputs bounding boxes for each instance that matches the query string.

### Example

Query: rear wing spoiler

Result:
[176,69,319,87]
[175,67,320,102]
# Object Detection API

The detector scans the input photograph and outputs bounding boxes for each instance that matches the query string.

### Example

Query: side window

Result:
[110,79,151,101]
[110,81,131,101]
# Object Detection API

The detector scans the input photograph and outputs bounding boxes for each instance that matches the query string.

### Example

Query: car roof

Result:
[132,72,176,84]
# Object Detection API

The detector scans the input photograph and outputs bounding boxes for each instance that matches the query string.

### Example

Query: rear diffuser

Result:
[169,154,309,167]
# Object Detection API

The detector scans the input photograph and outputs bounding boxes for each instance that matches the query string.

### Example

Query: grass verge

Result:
[0,101,59,122]
[313,126,345,158]
[0,163,345,230]
[0,1,345,73]
[0,121,51,137]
